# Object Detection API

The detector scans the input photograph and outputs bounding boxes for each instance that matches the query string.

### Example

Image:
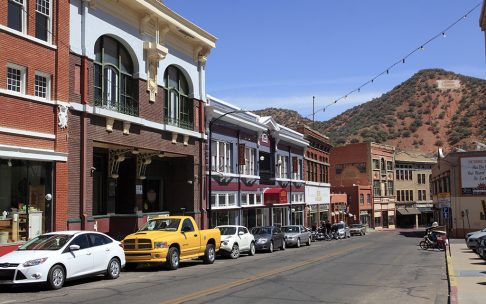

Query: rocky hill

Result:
[255,69,486,154]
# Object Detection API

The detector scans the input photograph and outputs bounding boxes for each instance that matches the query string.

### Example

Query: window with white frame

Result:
[7,65,25,93]
[8,0,26,33]
[291,193,304,203]
[243,147,256,175]
[211,140,232,173]
[240,193,262,206]
[34,73,50,99]
[277,155,288,178]
[36,0,51,42]
[211,193,236,208]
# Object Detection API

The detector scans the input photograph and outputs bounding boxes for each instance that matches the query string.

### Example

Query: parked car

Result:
[217,225,255,259]
[122,216,220,270]
[251,226,285,253]
[0,231,125,290]
[478,238,486,259]
[466,231,486,251]
[465,226,486,241]
[349,224,367,236]
[331,222,351,239]
[282,225,311,247]
[467,233,486,253]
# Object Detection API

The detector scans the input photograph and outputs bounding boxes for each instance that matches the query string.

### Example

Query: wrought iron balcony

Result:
[165,116,194,130]
[95,96,139,117]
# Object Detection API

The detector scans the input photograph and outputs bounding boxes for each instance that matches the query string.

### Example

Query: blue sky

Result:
[164,0,485,121]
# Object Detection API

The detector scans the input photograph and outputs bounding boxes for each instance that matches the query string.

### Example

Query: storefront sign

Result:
[305,185,330,205]
[461,157,486,195]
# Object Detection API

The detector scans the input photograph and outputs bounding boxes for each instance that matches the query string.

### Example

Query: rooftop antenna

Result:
[312,96,315,129]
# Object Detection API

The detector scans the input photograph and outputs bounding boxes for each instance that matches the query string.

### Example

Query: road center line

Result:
[160,243,367,304]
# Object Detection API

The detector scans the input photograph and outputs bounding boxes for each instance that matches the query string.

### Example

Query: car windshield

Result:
[332,224,344,230]
[351,224,363,228]
[282,226,300,233]
[18,234,73,251]
[139,218,180,232]
[218,227,237,235]
[252,227,271,235]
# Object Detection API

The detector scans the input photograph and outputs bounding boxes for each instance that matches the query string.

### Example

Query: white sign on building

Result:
[305,185,330,205]
[461,157,486,195]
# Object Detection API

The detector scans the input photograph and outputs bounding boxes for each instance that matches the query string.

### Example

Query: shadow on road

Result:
[398,230,425,238]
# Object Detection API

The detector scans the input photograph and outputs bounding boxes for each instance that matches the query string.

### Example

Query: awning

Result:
[263,188,287,205]
[396,207,421,215]
[417,207,433,213]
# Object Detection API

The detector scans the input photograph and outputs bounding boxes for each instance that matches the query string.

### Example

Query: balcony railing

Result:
[165,116,194,130]
[95,96,139,117]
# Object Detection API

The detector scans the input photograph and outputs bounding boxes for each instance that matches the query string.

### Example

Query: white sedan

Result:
[0,231,125,289]
[217,225,255,259]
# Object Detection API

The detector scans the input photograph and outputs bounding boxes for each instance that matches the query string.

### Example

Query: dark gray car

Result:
[251,226,286,253]
[282,225,312,247]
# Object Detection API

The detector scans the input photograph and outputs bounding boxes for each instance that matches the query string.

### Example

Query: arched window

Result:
[94,36,137,116]
[163,66,193,130]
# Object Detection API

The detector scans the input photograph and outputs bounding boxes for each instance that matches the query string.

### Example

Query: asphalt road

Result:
[0,230,448,304]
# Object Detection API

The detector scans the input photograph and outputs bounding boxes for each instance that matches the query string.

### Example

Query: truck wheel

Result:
[296,238,301,248]
[166,247,180,270]
[307,237,311,246]
[230,244,240,259]
[203,244,216,264]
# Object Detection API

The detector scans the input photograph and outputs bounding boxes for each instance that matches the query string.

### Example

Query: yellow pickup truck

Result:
[122,216,220,270]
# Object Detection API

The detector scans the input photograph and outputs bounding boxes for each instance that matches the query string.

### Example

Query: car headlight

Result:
[23,257,48,267]
[222,241,229,245]
[257,238,268,244]
[154,241,168,249]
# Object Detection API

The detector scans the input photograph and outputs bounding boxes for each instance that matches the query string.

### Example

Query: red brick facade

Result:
[0,1,70,235]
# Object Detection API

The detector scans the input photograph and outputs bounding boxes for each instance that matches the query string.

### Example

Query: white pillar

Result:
[415,214,419,229]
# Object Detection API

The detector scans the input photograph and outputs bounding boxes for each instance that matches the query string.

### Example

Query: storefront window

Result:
[211,210,238,227]
[272,207,288,227]
[374,216,381,227]
[0,159,52,243]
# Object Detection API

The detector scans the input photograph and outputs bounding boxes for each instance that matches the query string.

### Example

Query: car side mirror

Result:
[238,231,244,236]
[69,244,80,251]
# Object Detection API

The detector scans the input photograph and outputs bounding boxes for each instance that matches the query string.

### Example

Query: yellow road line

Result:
[160,244,366,304]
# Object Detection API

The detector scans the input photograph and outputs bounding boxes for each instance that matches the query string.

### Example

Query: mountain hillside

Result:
[255,69,486,154]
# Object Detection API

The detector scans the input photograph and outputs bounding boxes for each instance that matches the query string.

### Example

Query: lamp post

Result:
[207,108,248,228]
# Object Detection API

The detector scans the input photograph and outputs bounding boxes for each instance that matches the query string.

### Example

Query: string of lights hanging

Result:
[306,2,482,119]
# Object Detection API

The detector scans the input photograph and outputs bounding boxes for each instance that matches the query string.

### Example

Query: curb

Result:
[446,247,458,304]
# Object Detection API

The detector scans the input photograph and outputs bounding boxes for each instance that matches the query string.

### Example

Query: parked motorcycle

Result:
[419,232,447,251]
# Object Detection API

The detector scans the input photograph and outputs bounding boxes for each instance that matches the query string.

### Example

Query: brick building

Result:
[67,0,216,236]
[330,142,396,229]
[0,0,70,243]
[206,96,308,228]
[295,126,332,227]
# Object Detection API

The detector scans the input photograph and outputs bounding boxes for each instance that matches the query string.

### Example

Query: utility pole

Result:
[312,96,315,129]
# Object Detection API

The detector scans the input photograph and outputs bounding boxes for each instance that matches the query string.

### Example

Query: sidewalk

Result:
[446,239,486,304]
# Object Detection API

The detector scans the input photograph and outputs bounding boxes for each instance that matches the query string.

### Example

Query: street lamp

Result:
[207,107,248,228]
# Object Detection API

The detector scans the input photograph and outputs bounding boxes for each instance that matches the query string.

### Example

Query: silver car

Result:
[282,225,312,247]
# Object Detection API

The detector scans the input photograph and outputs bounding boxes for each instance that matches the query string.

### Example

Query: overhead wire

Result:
[306,2,482,119]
